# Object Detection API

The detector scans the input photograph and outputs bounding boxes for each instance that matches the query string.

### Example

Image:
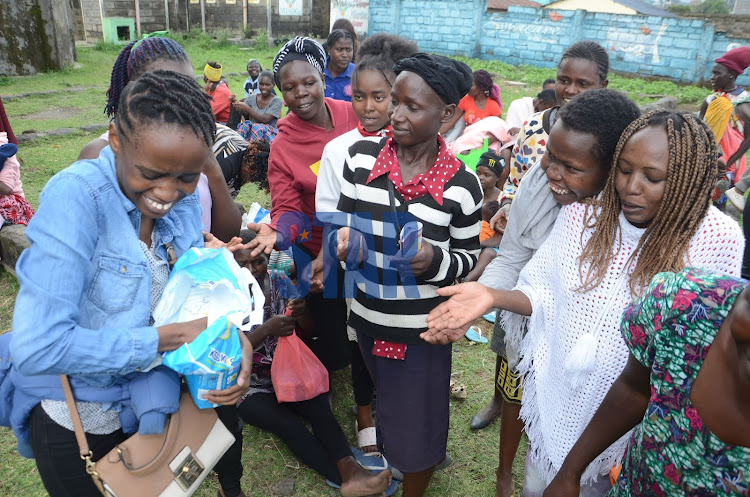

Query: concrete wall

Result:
[0,0,77,75]
[368,2,750,85]
[184,0,330,37]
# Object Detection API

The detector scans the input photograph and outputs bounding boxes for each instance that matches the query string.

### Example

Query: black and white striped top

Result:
[337,139,482,344]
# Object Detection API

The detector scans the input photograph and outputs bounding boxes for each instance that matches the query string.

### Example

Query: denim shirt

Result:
[11,146,204,388]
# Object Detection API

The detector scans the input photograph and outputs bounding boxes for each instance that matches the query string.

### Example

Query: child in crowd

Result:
[463,201,501,283]
[426,110,743,496]
[441,70,503,143]
[315,32,418,457]
[335,53,480,497]
[0,125,33,226]
[325,29,357,102]
[545,268,750,496]
[233,70,283,143]
[204,61,232,125]
[77,37,240,244]
[233,230,392,497]
[476,149,503,204]
[11,70,250,497]
[243,59,262,98]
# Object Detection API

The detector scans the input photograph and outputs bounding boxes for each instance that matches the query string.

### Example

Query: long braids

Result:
[115,70,215,148]
[579,110,717,295]
[105,37,190,117]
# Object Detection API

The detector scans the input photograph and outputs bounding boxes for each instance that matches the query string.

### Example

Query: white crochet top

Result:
[505,202,744,485]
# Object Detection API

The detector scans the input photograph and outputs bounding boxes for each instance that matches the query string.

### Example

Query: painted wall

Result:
[331,0,369,37]
[368,2,750,86]
[544,0,636,15]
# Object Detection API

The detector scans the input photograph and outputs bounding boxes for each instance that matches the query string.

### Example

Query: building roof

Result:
[613,0,676,17]
[488,0,543,10]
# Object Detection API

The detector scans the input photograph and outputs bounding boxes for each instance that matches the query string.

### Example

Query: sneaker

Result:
[726,187,746,211]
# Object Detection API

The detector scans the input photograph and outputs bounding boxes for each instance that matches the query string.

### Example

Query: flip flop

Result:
[465,325,488,344]
[482,311,497,323]
[326,447,399,496]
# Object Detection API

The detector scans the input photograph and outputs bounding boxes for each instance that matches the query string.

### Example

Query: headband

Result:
[204,63,222,82]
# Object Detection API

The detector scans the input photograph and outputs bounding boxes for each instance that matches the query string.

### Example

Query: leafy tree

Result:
[695,0,730,14]
[667,4,693,14]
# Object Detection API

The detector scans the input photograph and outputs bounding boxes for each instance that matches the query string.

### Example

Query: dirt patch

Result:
[18,107,81,120]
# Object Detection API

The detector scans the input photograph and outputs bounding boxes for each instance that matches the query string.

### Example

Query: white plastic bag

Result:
[155,248,265,408]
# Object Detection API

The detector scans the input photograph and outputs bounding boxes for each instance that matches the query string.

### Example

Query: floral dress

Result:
[499,108,555,203]
[611,268,750,496]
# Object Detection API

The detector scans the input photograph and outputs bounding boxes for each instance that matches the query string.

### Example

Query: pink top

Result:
[0,132,23,196]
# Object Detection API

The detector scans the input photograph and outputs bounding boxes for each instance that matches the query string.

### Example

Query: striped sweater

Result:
[337,139,482,344]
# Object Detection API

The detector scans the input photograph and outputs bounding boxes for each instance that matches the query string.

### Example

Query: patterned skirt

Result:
[496,354,524,405]
[237,121,278,143]
[0,193,34,226]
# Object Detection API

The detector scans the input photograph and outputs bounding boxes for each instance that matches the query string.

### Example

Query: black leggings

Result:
[351,339,374,407]
[29,403,244,497]
[237,392,352,484]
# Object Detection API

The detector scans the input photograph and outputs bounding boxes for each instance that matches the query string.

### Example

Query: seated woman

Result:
[0,129,34,227]
[440,70,503,143]
[204,61,232,125]
[233,231,392,497]
[233,70,283,143]
[545,268,750,496]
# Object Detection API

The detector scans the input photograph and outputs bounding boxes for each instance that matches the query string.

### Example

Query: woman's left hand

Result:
[204,328,254,405]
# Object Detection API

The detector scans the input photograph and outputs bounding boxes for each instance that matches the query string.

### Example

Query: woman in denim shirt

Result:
[10,71,252,497]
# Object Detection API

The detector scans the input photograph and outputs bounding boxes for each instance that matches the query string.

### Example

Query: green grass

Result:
[0,34,720,497]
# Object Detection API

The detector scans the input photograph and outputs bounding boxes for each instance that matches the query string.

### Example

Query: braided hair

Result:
[105,37,190,117]
[473,70,502,111]
[560,41,609,83]
[351,33,418,88]
[115,70,216,149]
[240,139,271,191]
[578,110,718,295]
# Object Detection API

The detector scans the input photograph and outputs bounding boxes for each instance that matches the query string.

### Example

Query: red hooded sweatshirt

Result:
[268,98,358,255]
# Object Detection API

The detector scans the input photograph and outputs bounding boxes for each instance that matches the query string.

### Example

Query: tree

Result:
[695,0,730,13]
[667,4,693,13]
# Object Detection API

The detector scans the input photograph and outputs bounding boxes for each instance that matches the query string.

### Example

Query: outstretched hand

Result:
[490,203,511,234]
[246,222,279,257]
[423,283,495,340]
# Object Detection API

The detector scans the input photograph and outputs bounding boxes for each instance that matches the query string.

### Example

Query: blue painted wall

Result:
[368,2,750,86]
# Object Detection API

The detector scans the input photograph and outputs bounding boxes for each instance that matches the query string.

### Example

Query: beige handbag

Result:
[60,375,235,497]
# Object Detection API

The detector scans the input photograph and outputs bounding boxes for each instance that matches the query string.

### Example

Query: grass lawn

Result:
[0,33,716,496]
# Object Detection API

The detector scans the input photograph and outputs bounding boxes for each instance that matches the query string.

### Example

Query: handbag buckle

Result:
[173,450,204,491]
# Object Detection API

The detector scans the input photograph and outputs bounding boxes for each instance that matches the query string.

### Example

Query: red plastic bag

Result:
[271,332,329,402]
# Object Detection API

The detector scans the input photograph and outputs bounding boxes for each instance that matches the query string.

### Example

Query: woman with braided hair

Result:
[424,110,743,496]
[441,69,503,133]
[10,70,250,497]
[77,37,241,248]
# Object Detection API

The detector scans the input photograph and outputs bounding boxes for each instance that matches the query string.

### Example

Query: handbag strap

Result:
[60,375,98,474]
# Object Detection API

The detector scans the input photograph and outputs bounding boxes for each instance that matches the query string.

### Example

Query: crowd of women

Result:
[1,18,750,497]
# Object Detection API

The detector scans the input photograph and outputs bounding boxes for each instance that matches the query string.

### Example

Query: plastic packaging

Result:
[156,248,265,408]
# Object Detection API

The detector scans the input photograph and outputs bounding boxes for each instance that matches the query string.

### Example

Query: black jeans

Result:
[29,403,244,497]
[237,392,352,484]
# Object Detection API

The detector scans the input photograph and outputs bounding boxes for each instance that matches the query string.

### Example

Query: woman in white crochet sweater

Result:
[424,110,745,496]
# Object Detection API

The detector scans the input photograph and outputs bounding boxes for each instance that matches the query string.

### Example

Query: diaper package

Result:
[155,248,265,408]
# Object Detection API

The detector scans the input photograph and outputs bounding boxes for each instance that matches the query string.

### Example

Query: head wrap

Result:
[716,46,750,76]
[476,150,503,177]
[204,62,222,82]
[272,37,327,88]
[393,53,473,106]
